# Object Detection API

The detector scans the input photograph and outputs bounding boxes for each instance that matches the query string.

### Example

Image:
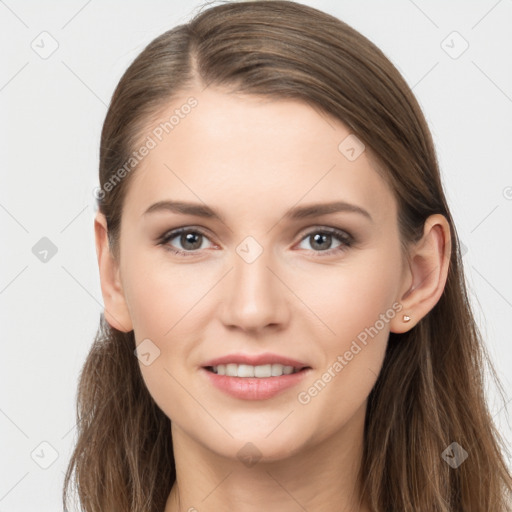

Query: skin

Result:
[94,86,451,512]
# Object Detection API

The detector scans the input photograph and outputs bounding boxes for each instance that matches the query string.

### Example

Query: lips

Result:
[200,352,312,400]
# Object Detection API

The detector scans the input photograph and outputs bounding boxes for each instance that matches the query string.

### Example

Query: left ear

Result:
[390,214,452,333]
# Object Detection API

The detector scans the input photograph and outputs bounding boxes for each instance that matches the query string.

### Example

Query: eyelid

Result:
[296,225,352,240]
[294,226,354,253]
[158,226,217,255]
[158,225,354,256]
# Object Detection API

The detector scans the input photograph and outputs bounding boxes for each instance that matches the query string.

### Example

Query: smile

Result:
[207,363,303,377]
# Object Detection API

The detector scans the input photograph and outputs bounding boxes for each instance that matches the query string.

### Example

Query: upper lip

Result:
[202,353,310,369]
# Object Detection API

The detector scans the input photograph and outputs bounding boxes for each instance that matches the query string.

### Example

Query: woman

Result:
[63,1,512,510]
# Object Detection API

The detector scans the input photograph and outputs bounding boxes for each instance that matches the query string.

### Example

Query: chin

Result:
[199,420,313,464]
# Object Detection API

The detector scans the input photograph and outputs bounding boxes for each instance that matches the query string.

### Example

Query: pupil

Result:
[182,232,202,250]
[311,233,331,251]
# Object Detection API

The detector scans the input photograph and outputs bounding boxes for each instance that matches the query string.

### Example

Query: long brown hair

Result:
[63,1,512,510]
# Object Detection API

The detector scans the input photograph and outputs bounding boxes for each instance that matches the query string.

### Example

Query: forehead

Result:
[122,87,396,225]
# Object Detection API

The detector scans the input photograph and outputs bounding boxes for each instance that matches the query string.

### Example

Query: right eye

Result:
[159,228,215,256]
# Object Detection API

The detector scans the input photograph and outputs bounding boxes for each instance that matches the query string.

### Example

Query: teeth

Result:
[255,364,272,377]
[211,363,299,377]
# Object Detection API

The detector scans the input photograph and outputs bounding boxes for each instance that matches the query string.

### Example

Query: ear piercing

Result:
[403,315,411,322]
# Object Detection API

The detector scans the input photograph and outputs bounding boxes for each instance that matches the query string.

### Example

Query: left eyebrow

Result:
[284,201,373,223]
[142,199,373,223]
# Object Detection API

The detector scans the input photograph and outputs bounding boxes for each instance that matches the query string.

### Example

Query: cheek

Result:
[289,253,400,347]
[290,252,400,413]
[122,252,213,420]
[122,247,210,338]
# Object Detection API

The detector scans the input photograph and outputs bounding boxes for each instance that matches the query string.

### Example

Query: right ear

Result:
[94,211,133,332]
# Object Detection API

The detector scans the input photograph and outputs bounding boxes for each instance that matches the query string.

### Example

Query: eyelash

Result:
[157,226,354,258]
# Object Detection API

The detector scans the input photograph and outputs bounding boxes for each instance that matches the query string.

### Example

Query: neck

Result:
[164,403,371,512]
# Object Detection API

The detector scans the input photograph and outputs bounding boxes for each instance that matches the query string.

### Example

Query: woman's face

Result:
[112,86,410,461]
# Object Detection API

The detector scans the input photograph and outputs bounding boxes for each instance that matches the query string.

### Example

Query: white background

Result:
[1,1,511,510]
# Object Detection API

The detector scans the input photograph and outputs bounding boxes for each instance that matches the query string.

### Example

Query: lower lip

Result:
[201,367,311,400]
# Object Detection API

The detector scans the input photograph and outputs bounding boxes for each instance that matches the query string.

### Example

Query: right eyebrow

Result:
[143,200,225,221]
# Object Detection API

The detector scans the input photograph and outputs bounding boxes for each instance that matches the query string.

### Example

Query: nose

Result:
[219,245,290,334]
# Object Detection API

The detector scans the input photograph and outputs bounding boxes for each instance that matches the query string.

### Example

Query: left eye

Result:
[296,229,352,254]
